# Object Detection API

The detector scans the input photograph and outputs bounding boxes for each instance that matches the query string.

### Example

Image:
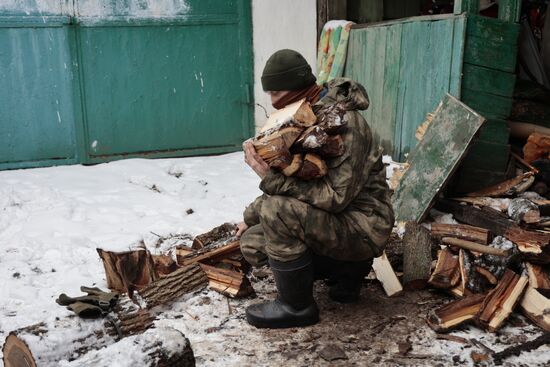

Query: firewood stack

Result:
[422,167,550,334]
[98,223,254,300]
[251,98,347,180]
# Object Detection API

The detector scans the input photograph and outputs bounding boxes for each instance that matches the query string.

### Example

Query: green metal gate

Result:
[0,1,253,170]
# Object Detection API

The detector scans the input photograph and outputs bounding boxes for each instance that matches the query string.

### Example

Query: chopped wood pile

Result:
[420,168,550,335]
[251,98,347,180]
[99,223,254,299]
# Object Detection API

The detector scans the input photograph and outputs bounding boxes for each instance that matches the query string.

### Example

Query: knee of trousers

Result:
[259,195,303,226]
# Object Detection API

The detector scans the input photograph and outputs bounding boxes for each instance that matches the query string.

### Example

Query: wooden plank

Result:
[462,63,516,97]
[392,94,485,222]
[498,0,521,23]
[372,252,403,297]
[461,88,513,119]
[466,15,520,44]
[464,35,517,72]
[449,15,467,97]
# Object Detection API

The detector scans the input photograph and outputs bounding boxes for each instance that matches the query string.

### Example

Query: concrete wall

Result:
[252,0,317,131]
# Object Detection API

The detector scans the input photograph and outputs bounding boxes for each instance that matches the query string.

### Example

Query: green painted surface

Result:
[466,15,520,43]
[461,88,513,119]
[0,0,253,170]
[477,119,510,144]
[460,140,511,172]
[392,94,485,222]
[464,35,517,72]
[462,63,516,97]
[498,0,522,23]
[345,14,465,160]
[454,0,480,14]
[0,21,77,166]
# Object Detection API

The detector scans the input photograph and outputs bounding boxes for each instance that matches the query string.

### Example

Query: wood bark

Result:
[318,134,345,158]
[402,222,433,289]
[282,154,304,176]
[137,264,208,308]
[97,248,158,295]
[436,200,550,260]
[295,153,328,180]
[2,296,154,367]
[192,222,235,249]
[176,240,241,266]
[507,198,540,224]
[431,223,491,244]
[58,327,195,367]
[465,172,535,197]
[428,247,460,289]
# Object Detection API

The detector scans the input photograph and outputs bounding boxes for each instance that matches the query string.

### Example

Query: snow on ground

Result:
[0,152,260,366]
[1,153,549,366]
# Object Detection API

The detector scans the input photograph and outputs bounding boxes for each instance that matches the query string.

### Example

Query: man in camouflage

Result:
[237,49,394,329]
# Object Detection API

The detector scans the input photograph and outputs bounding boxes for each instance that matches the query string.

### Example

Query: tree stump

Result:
[402,222,433,290]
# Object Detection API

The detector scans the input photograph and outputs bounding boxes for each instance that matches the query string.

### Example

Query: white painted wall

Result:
[252,0,317,131]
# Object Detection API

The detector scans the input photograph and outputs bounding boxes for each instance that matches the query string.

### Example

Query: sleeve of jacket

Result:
[259,111,373,213]
[243,194,266,227]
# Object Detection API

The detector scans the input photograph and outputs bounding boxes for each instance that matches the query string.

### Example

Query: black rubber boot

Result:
[246,253,319,329]
[329,259,373,304]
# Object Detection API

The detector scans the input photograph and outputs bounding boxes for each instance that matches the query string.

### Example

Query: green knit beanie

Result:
[261,49,317,91]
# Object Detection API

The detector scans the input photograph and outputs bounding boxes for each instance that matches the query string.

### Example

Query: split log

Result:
[427,293,487,332]
[372,252,403,297]
[475,266,498,285]
[477,269,528,332]
[402,222,433,290]
[508,120,550,139]
[295,153,328,180]
[2,296,155,367]
[455,249,471,297]
[97,248,158,295]
[176,240,241,266]
[137,264,208,308]
[428,247,460,289]
[431,223,491,244]
[465,172,535,197]
[192,222,235,249]
[57,327,195,367]
[259,98,317,133]
[295,125,329,150]
[526,263,550,297]
[314,101,347,134]
[200,264,255,298]
[442,237,511,257]
[520,286,550,331]
[318,134,345,158]
[151,254,179,277]
[282,154,304,176]
[523,132,550,164]
[507,198,540,224]
[436,200,550,260]
[450,197,511,212]
[253,99,317,172]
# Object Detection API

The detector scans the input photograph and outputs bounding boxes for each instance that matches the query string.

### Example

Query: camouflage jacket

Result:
[245,78,395,257]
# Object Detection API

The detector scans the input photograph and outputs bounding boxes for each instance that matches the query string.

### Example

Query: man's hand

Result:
[235,221,249,237]
[243,141,270,179]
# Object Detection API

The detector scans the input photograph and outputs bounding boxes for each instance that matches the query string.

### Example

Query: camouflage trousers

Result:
[240,195,381,266]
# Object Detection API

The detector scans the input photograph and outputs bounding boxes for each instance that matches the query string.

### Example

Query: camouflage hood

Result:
[318,78,370,111]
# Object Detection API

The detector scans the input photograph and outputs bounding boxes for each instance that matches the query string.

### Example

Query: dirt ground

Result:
[168,270,548,367]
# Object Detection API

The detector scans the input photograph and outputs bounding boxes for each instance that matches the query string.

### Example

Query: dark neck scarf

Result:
[272,83,324,110]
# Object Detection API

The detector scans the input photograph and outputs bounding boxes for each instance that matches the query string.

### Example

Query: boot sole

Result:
[246,313,320,329]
